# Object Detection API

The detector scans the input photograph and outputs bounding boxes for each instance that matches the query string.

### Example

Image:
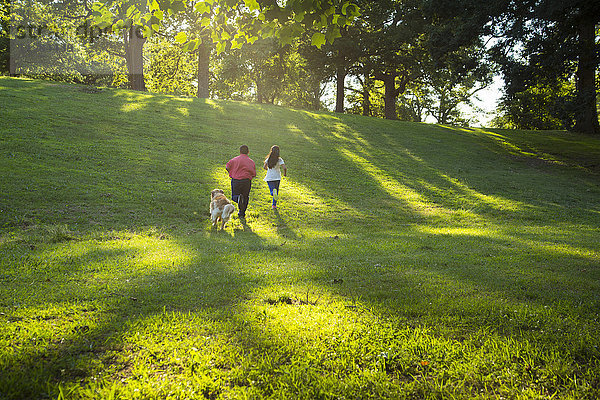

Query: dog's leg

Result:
[211,210,219,228]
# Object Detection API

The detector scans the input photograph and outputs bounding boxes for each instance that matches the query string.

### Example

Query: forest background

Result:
[1,0,599,133]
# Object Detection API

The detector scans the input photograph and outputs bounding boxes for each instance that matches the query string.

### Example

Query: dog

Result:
[210,189,235,229]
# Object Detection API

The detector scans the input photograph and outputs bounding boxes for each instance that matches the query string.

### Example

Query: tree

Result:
[212,38,327,108]
[397,82,432,122]
[341,0,490,123]
[424,46,493,125]
[145,34,197,95]
[196,39,211,97]
[7,0,122,84]
[296,25,360,113]
[89,0,153,90]
[489,0,600,134]
[0,0,9,74]
[88,0,360,93]
[328,28,360,113]
[155,2,217,98]
[297,41,336,110]
[348,0,491,121]
[123,26,146,90]
[5,0,147,89]
[92,0,360,56]
[355,0,426,120]
[492,80,577,130]
[245,39,287,104]
[277,45,330,110]
[345,68,378,116]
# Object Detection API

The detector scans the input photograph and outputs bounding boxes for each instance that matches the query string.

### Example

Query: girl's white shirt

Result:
[264,157,285,181]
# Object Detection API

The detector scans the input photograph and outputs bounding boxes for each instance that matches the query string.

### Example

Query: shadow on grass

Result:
[0,232,258,398]
[272,209,300,240]
[2,221,600,398]
[3,78,598,233]
[288,114,600,230]
[2,78,600,398]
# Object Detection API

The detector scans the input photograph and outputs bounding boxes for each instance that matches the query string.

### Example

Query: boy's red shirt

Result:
[226,154,256,180]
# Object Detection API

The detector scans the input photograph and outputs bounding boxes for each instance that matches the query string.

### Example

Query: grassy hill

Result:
[1,76,600,399]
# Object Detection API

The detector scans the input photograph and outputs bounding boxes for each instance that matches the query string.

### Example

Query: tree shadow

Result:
[272,209,300,240]
[4,223,599,398]
[287,113,600,230]
[0,231,260,398]
[2,78,600,398]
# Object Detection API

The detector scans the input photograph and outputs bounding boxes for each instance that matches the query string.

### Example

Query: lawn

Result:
[1,76,599,399]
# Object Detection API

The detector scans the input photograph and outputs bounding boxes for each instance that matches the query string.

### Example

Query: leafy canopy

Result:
[91,0,360,53]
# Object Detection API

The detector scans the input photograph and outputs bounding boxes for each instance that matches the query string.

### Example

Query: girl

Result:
[263,145,287,209]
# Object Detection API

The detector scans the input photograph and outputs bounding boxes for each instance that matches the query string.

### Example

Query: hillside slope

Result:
[2,76,599,235]
[1,76,600,399]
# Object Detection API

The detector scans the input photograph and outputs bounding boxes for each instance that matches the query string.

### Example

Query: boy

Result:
[225,145,256,219]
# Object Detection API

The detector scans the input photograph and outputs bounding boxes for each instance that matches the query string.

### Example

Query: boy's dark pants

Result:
[231,178,252,217]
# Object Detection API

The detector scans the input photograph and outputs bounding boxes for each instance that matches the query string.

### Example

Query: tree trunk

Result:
[124,26,146,91]
[438,91,447,125]
[362,74,371,117]
[335,65,345,113]
[256,79,264,103]
[382,73,398,120]
[573,14,599,135]
[311,83,321,110]
[362,86,371,116]
[196,41,210,98]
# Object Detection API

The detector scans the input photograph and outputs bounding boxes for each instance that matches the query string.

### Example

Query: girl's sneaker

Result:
[272,205,277,209]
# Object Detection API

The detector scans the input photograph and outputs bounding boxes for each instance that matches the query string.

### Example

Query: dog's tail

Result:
[222,204,235,220]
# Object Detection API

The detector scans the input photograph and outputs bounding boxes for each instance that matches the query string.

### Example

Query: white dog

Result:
[210,189,235,229]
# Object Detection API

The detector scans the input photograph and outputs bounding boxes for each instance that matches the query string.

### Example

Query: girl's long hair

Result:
[266,145,280,169]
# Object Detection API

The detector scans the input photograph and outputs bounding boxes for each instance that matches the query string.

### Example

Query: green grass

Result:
[1,76,600,399]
